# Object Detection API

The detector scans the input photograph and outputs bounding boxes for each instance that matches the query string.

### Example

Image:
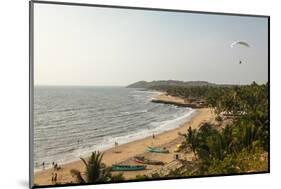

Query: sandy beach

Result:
[34,94,215,186]
[153,93,186,104]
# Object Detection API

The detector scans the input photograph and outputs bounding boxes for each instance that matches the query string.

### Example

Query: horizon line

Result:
[34,85,127,87]
[34,80,268,87]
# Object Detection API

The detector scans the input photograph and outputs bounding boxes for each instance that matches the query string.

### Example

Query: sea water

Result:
[33,86,196,171]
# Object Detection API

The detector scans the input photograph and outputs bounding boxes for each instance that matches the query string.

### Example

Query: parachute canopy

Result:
[230,41,250,48]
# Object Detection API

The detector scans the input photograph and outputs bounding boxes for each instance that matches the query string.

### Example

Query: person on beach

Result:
[42,161,45,170]
[152,133,155,139]
[114,142,118,148]
[114,142,119,152]
[51,173,54,184]
[54,173,57,184]
[54,163,58,170]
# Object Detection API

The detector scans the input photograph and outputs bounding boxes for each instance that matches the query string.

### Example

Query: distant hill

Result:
[127,80,217,88]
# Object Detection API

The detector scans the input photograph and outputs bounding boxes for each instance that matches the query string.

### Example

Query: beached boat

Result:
[111,164,146,171]
[147,146,169,153]
[133,156,164,165]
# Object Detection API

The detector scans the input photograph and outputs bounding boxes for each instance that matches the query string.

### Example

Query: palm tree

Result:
[70,169,86,184]
[186,126,198,159]
[71,151,111,183]
[206,132,226,161]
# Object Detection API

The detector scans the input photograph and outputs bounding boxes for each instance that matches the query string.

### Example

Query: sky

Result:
[34,3,268,86]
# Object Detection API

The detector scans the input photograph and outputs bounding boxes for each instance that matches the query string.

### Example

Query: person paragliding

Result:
[230,41,250,64]
[230,41,250,48]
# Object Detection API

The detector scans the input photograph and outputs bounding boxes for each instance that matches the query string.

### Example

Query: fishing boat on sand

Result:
[133,156,164,165]
[147,146,169,153]
[111,164,146,171]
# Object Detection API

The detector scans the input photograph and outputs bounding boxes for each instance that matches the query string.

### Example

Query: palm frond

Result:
[70,169,86,184]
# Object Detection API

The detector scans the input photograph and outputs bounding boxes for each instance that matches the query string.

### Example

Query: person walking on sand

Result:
[115,141,118,147]
[114,141,119,153]
[152,133,155,139]
[42,161,45,170]
[54,173,57,184]
[51,172,54,184]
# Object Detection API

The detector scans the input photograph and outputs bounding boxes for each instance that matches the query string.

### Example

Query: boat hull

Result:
[111,164,146,171]
[133,156,164,165]
[147,146,169,153]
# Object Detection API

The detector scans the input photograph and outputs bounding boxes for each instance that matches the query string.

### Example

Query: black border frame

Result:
[29,1,270,188]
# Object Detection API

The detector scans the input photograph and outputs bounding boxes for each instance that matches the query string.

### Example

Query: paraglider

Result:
[230,41,250,64]
[230,41,250,48]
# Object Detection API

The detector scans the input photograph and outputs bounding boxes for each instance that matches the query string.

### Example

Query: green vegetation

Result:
[134,174,150,181]
[169,82,269,176]
[127,80,216,88]
[144,82,268,176]
[133,173,162,181]
[70,151,124,184]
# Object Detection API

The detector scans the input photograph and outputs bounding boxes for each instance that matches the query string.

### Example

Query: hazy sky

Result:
[34,3,268,86]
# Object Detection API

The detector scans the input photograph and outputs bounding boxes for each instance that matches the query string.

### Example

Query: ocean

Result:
[33,86,196,170]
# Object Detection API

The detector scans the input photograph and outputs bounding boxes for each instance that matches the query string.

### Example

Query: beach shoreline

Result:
[34,94,216,186]
[34,91,192,173]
